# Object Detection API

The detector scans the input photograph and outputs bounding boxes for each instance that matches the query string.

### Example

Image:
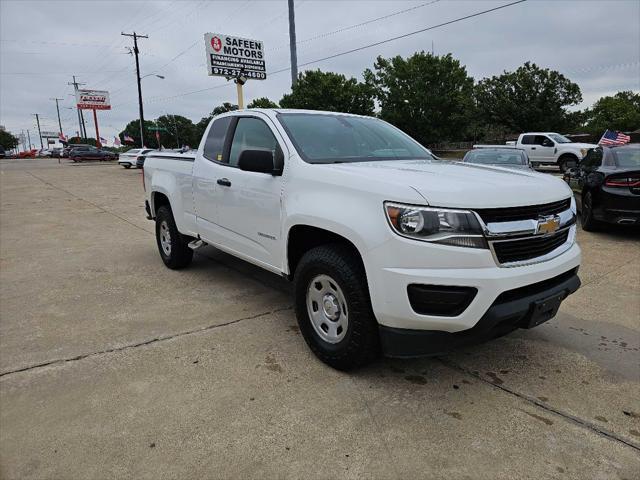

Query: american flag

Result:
[124,134,134,143]
[599,129,631,146]
[113,136,121,146]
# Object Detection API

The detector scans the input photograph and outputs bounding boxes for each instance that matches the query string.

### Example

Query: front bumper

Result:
[379,268,580,357]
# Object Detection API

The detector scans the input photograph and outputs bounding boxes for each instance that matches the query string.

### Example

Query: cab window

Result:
[521,135,535,145]
[534,135,553,146]
[228,117,280,167]
[203,116,232,162]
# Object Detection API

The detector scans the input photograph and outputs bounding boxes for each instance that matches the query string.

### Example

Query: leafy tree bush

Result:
[364,53,475,145]
[475,62,582,133]
[247,97,279,109]
[583,91,640,135]
[280,70,374,115]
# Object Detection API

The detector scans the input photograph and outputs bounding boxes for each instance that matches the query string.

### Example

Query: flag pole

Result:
[597,130,608,146]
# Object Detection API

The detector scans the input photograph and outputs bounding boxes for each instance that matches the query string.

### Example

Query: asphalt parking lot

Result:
[1,158,639,479]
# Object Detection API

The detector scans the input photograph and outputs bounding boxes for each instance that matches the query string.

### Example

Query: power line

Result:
[130,0,528,107]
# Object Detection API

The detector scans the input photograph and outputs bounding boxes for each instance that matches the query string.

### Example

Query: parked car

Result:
[50,147,63,158]
[69,146,117,162]
[18,149,37,158]
[463,147,531,170]
[37,149,51,157]
[143,109,581,370]
[478,133,597,172]
[63,144,92,158]
[0,145,5,158]
[118,148,153,169]
[563,144,640,230]
[136,150,155,168]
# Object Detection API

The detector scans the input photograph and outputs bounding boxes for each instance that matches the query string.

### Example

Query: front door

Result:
[193,113,286,272]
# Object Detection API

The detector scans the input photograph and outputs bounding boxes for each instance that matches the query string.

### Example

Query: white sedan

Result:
[118,148,153,169]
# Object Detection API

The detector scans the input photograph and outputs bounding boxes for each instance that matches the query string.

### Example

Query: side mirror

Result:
[238,149,281,175]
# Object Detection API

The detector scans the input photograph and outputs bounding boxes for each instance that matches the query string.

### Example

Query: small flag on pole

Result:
[114,136,121,146]
[598,129,631,146]
[124,134,134,143]
[99,136,108,144]
[59,132,67,143]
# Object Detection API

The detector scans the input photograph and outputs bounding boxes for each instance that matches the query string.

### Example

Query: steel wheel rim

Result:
[306,274,349,344]
[159,220,171,256]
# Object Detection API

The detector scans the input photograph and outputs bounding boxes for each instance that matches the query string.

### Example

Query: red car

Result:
[18,149,37,158]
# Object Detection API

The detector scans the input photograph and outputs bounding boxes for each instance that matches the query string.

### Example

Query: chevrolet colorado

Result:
[143,109,581,370]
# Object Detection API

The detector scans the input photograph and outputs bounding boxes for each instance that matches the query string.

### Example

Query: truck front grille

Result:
[491,229,570,264]
[475,199,571,223]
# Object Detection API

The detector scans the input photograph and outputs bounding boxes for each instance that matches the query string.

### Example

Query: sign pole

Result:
[93,109,101,148]
[236,81,244,109]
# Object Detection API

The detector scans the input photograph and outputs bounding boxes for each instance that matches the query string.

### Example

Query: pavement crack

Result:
[438,357,640,452]
[25,170,152,235]
[0,306,293,379]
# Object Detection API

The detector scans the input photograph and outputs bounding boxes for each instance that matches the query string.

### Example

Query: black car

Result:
[462,148,531,170]
[563,144,640,230]
[69,146,117,162]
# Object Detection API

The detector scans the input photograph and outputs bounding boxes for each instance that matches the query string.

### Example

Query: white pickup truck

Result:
[478,132,597,172]
[143,109,581,370]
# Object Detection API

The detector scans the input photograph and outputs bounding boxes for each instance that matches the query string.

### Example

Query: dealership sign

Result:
[76,89,111,110]
[40,131,59,138]
[204,33,266,80]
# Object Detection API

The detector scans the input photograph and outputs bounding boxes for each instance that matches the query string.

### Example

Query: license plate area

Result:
[526,292,565,328]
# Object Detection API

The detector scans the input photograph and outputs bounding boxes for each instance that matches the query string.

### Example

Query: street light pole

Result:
[288,0,298,87]
[33,113,44,149]
[50,97,64,136]
[68,76,87,139]
[122,31,149,147]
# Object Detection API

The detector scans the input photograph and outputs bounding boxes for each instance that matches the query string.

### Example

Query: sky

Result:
[1,0,639,145]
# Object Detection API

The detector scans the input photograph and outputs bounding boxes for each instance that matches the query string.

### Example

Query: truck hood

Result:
[564,142,598,149]
[328,159,572,208]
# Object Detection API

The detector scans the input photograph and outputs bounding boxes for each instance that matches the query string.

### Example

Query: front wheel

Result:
[155,206,193,269]
[294,244,380,370]
[123,164,131,169]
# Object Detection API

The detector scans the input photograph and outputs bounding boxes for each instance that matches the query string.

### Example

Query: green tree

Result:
[475,62,582,133]
[68,136,97,146]
[195,102,239,140]
[583,91,640,135]
[118,119,156,147]
[280,70,374,115]
[0,129,19,150]
[155,115,198,148]
[247,97,279,109]
[364,53,475,144]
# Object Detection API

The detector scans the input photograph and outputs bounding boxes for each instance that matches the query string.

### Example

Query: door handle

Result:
[217,178,231,187]
[531,147,536,150]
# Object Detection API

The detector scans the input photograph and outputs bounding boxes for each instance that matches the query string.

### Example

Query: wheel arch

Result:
[286,224,365,280]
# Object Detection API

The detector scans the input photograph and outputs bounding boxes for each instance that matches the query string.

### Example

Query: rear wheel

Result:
[124,164,131,169]
[155,206,193,269]
[581,190,601,231]
[294,244,380,370]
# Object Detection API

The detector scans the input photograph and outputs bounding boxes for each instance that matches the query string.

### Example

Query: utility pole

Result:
[288,0,298,87]
[122,31,149,147]
[27,129,32,149]
[33,114,43,149]
[50,98,64,136]
[68,76,87,139]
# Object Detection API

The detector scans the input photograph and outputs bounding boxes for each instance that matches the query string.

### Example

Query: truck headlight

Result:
[385,202,487,249]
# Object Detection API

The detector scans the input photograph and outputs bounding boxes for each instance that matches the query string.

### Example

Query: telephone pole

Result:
[68,76,87,139]
[288,0,298,87]
[27,129,32,149]
[122,31,149,147]
[50,98,64,136]
[33,114,43,149]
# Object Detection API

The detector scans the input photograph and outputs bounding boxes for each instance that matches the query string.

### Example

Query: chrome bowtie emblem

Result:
[537,215,561,234]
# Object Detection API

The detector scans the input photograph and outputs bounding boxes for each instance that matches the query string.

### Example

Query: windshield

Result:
[548,133,572,143]
[612,148,640,167]
[277,113,434,164]
[464,150,526,165]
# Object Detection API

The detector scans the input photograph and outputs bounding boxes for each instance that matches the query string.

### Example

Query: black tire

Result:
[155,205,193,269]
[558,155,576,173]
[293,244,380,370]
[580,190,600,231]
[124,164,131,169]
